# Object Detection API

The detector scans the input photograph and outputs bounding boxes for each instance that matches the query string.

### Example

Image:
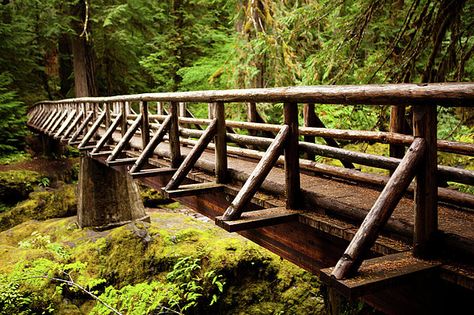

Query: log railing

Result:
[27,83,474,280]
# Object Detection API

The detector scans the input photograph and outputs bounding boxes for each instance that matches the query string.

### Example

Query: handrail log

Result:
[34,83,474,106]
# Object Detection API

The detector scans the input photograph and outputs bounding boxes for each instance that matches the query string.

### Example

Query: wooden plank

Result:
[215,207,301,232]
[413,105,438,257]
[106,157,137,166]
[284,102,301,209]
[89,150,113,157]
[130,167,176,179]
[331,138,426,280]
[163,182,224,199]
[321,252,441,299]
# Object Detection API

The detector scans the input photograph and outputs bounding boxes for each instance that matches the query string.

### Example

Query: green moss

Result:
[0,184,76,231]
[139,186,170,207]
[0,170,43,204]
[0,212,327,314]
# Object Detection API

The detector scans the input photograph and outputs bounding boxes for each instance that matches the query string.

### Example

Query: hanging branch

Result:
[80,0,90,41]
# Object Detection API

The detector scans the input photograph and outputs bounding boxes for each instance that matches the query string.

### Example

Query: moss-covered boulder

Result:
[0,212,326,314]
[0,170,43,205]
[0,183,76,231]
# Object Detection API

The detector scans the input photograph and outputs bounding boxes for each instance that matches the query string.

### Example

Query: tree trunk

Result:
[71,0,147,228]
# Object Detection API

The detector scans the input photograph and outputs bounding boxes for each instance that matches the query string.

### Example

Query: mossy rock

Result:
[0,212,326,314]
[0,183,77,231]
[0,170,43,205]
[139,186,170,207]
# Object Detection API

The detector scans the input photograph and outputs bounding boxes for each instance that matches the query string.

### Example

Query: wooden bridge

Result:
[27,83,474,314]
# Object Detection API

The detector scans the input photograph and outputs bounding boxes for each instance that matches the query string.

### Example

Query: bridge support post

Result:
[413,104,438,257]
[77,156,148,229]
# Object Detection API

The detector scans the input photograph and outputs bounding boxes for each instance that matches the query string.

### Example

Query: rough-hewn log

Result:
[169,102,181,168]
[91,113,122,154]
[107,115,142,162]
[390,105,406,160]
[61,110,84,142]
[221,125,290,221]
[303,104,316,161]
[284,103,300,209]
[68,111,93,144]
[129,115,171,173]
[413,105,438,257]
[36,83,474,106]
[140,101,150,148]
[214,102,227,183]
[331,138,426,279]
[165,119,218,190]
[78,111,106,149]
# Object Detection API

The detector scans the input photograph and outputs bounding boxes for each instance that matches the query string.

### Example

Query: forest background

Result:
[1,0,473,156]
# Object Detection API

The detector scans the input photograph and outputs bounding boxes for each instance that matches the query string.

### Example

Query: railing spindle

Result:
[214,101,227,183]
[284,102,301,209]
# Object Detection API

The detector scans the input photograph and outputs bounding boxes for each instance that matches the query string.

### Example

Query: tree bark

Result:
[72,0,147,228]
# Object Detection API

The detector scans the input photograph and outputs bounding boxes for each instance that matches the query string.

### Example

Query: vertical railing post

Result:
[140,101,150,149]
[303,103,316,161]
[214,101,227,183]
[413,104,438,257]
[121,101,127,137]
[208,103,215,119]
[284,102,301,209]
[169,102,181,168]
[390,105,406,160]
[179,102,186,117]
[157,102,163,115]
[105,102,111,129]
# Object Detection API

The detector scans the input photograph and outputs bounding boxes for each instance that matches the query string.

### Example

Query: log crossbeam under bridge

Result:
[28,83,474,314]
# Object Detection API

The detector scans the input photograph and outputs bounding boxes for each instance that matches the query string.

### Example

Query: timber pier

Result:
[27,83,474,314]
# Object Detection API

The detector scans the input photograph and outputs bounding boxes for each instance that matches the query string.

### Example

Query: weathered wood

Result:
[303,104,316,160]
[68,111,94,145]
[130,115,171,173]
[390,105,406,160]
[48,110,69,135]
[413,105,438,258]
[226,120,282,133]
[214,102,227,183]
[284,102,301,209]
[321,252,441,299]
[54,111,76,139]
[157,101,163,115]
[120,102,127,137]
[163,182,223,199]
[221,125,290,221]
[331,138,426,280]
[169,102,181,168]
[91,113,123,154]
[107,114,142,162]
[165,119,218,190]
[140,101,150,148]
[216,207,301,232]
[36,83,474,106]
[78,111,106,149]
[130,167,176,178]
[106,157,137,166]
[61,111,84,142]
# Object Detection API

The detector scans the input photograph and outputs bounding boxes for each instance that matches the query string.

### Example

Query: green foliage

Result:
[0,73,27,154]
[91,256,225,314]
[0,152,31,165]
